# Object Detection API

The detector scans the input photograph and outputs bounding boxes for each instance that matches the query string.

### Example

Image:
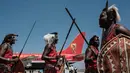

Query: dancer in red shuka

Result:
[0,34,19,73]
[41,32,63,73]
[97,1,130,73]
[85,35,99,73]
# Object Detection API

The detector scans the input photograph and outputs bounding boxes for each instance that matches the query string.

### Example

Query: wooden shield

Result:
[57,56,65,73]
[97,34,130,73]
[13,59,25,73]
[0,60,25,73]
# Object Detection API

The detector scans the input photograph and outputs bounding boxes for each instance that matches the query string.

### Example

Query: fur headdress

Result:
[108,4,121,22]
[43,32,58,45]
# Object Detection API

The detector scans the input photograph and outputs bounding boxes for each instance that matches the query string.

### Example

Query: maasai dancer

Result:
[0,34,19,73]
[84,35,99,73]
[99,4,130,47]
[98,3,130,73]
[41,32,61,73]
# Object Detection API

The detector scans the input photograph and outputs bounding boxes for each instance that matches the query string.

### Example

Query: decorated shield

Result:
[97,34,130,73]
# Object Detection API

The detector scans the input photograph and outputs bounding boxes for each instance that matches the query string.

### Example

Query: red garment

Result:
[47,45,57,58]
[44,45,60,73]
[101,24,119,47]
[0,44,13,66]
[45,45,57,64]
[44,64,60,73]
[0,43,13,72]
[85,45,99,73]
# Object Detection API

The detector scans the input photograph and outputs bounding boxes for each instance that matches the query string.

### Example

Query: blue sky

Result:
[0,0,130,55]
[0,0,130,70]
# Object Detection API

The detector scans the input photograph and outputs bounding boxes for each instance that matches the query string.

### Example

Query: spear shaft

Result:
[11,21,36,72]
[59,20,75,55]
[65,8,89,45]
[18,21,36,58]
